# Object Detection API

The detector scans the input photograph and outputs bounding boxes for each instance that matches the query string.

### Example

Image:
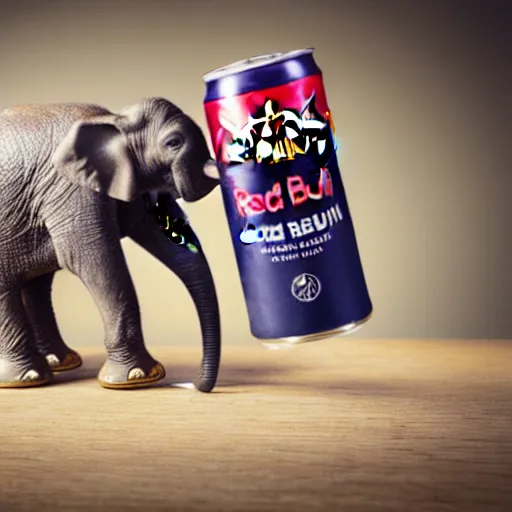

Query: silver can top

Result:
[202,48,315,83]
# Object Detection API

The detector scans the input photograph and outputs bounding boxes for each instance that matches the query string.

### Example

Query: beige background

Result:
[0,0,510,346]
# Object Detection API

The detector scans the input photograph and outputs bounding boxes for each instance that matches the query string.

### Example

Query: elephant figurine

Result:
[0,98,221,392]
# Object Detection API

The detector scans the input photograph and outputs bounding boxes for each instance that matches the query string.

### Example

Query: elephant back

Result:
[0,103,112,174]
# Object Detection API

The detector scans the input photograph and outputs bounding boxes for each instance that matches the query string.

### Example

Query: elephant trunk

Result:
[178,251,221,392]
[139,193,222,392]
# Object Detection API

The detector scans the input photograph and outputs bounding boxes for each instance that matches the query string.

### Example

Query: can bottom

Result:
[258,312,373,351]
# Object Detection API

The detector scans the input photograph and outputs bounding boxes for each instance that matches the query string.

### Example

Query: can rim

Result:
[202,48,315,83]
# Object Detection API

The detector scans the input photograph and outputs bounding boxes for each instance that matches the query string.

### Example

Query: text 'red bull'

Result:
[234,167,333,217]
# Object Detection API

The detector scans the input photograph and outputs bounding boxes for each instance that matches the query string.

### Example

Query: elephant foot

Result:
[45,350,83,373]
[98,357,166,390]
[0,357,53,389]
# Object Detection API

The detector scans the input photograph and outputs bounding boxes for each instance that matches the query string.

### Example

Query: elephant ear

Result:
[52,118,138,202]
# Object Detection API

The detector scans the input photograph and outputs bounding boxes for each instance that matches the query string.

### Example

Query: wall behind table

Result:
[0,0,510,346]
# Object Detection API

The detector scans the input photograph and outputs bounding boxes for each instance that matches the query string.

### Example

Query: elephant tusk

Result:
[203,159,220,180]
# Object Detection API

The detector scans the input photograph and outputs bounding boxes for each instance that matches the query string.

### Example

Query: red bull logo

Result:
[233,167,333,218]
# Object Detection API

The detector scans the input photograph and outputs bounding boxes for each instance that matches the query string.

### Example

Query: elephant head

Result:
[52,97,220,202]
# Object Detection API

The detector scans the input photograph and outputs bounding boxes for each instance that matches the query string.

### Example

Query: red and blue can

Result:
[203,49,372,347]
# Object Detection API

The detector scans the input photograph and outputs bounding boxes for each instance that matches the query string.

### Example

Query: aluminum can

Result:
[203,49,372,347]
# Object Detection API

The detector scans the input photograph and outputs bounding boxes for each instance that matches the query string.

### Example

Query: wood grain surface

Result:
[0,339,511,512]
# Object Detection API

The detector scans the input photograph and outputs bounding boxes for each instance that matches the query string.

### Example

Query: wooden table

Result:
[0,339,511,511]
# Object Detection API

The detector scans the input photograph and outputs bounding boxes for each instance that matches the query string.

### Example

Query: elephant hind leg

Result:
[21,273,82,373]
[0,287,53,388]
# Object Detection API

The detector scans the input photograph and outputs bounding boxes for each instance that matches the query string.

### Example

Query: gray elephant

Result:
[0,97,221,391]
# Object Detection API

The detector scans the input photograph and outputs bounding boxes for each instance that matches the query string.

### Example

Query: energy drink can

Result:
[202,49,372,348]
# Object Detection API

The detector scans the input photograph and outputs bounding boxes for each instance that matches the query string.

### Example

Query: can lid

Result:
[202,48,315,83]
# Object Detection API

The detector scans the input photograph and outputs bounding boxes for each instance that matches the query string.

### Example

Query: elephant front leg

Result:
[0,287,54,388]
[21,272,82,373]
[49,223,165,389]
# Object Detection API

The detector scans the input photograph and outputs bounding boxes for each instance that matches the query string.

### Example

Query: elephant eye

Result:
[165,135,183,149]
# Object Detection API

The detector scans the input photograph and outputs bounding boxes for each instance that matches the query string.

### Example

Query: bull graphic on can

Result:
[220,94,337,168]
